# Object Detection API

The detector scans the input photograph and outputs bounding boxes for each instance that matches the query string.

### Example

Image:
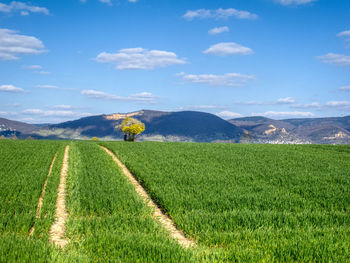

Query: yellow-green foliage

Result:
[121,117,145,134]
[119,117,145,141]
[122,123,145,135]
[91,137,99,141]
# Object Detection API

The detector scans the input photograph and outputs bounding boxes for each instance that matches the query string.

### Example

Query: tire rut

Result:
[101,146,195,249]
[49,145,69,248]
[29,152,57,236]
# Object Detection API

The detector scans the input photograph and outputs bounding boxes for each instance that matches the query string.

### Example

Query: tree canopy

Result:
[118,117,145,141]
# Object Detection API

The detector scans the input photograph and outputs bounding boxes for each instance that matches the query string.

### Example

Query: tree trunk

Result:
[129,133,136,142]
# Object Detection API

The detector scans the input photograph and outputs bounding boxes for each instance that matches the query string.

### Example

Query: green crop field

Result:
[101,142,350,262]
[0,140,66,262]
[1,140,350,262]
[58,141,193,262]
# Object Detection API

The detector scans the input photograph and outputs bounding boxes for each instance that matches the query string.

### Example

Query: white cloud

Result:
[274,0,316,6]
[325,101,350,111]
[179,105,228,111]
[339,85,350,91]
[36,85,59,89]
[236,97,296,106]
[252,111,315,118]
[81,89,156,103]
[337,30,350,46]
[183,8,258,20]
[318,53,350,67]
[0,111,18,116]
[326,101,350,107]
[217,111,243,119]
[0,28,46,60]
[292,101,350,111]
[23,64,42,70]
[39,71,50,75]
[203,42,253,56]
[22,109,43,115]
[178,72,256,87]
[96,47,186,70]
[252,100,350,117]
[23,65,50,74]
[208,26,229,35]
[291,102,321,109]
[0,84,24,93]
[128,0,138,2]
[22,109,92,118]
[277,97,295,104]
[0,1,49,15]
[130,92,155,100]
[52,105,77,110]
[235,100,270,106]
[337,30,350,37]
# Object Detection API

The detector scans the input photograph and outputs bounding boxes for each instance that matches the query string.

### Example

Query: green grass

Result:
[0,140,67,262]
[2,140,350,262]
[58,141,194,262]
[101,141,350,262]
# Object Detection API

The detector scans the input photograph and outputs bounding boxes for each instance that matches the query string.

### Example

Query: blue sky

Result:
[0,0,349,123]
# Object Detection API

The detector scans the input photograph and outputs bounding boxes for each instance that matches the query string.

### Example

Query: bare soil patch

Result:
[49,145,69,248]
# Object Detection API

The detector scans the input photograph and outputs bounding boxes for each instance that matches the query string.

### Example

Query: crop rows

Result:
[2,140,350,262]
[101,142,350,261]
[0,140,67,262]
[58,142,194,262]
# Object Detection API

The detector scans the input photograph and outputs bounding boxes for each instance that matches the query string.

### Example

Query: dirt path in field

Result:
[29,152,58,236]
[49,145,69,248]
[101,146,195,249]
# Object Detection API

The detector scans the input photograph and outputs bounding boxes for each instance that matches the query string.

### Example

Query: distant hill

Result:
[141,110,243,142]
[40,110,243,142]
[0,117,38,138]
[1,112,349,144]
[230,116,350,144]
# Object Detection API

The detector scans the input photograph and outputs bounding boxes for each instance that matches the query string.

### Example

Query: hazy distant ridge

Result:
[0,111,349,144]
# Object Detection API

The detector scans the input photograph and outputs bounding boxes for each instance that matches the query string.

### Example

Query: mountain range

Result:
[0,110,349,144]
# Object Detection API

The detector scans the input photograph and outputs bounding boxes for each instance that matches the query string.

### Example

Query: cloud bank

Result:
[0,84,24,93]
[318,53,350,67]
[0,1,49,16]
[82,89,156,103]
[274,0,316,6]
[204,42,253,56]
[208,26,230,35]
[177,72,256,87]
[0,29,46,60]
[183,8,258,20]
[96,48,186,70]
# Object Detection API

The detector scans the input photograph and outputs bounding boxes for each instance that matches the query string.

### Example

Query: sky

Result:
[0,0,349,123]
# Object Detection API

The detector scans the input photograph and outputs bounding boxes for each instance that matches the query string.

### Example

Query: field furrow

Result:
[0,140,67,262]
[101,141,350,262]
[101,145,195,248]
[56,142,194,262]
[49,145,70,248]
[2,140,350,262]
[29,152,58,236]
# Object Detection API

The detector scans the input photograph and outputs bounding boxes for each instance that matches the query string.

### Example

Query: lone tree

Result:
[118,117,145,142]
